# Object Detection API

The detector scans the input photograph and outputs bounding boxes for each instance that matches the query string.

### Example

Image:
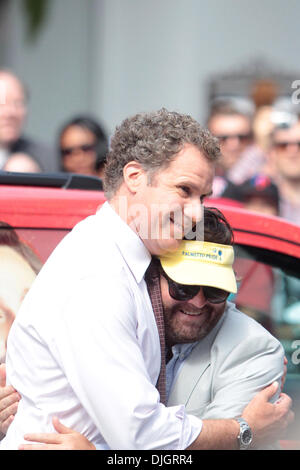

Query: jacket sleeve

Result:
[202,331,284,420]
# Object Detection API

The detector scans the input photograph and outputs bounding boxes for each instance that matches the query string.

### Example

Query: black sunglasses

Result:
[215,133,252,143]
[61,143,96,157]
[161,270,229,304]
[274,141,300,151]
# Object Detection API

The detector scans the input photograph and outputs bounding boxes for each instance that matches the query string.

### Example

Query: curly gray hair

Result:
[104,108,220,199]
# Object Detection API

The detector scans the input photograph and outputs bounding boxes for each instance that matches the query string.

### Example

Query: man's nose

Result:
[183,200,204,240]
[1,102,18,117]
[183,199,203,224]
[222,136,241,150]
[190,287,207,308]
[286,143,300,154]
[71,149,84,156]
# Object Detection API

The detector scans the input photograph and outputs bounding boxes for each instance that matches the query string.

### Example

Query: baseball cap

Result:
[159,240,237,293]
[222,174,279,211]
[239,175,279,208]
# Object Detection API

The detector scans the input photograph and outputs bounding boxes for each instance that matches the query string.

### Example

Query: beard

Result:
[164,301,224,348]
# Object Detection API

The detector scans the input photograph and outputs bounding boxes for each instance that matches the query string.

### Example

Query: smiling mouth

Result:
[179,308,203,317]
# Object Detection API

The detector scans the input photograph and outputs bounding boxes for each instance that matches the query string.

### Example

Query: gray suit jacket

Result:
[168,302,284,449]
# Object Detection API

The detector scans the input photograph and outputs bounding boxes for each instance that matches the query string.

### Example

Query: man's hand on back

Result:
[0,363,20,437]
[242,381,294,447]
[188,381,294,450]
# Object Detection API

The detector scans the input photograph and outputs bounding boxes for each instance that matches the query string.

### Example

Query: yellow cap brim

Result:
[159,241,237,294]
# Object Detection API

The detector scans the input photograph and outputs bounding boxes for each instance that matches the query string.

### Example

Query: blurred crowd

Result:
[1,68,300,225]
[207,95,300,225]
[0,69,108,179]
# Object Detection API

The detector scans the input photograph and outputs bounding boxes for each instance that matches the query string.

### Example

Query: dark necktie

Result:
[145,259,167,405]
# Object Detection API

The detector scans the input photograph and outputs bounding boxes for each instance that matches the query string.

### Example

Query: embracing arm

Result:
[19,381,293,450]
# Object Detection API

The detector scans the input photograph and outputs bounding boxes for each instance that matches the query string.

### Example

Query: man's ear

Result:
[123,161,147,194]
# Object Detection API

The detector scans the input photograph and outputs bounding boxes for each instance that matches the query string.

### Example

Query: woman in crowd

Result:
[58,115,108,178]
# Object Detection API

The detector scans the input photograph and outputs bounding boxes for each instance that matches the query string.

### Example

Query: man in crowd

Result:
[0,69,55,172]
[160,208,285,452]
[269,118,300,225]
[0,109,292,450]
[207,103,266,196]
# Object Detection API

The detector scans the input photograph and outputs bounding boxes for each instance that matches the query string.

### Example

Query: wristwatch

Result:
[235,418,253,450]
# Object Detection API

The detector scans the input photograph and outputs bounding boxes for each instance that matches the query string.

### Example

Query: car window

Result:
[232,244,300,440]
[15,228,69,263]
[0,224,70,365]
[233,245,300,374]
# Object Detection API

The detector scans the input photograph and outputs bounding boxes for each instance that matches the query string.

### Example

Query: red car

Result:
[1,172,300,448]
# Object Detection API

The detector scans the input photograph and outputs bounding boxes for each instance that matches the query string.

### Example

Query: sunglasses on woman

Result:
[161,270,230,303]
[61,143,96,157]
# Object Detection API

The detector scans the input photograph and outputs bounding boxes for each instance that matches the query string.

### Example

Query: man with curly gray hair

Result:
[104,108,220,198]
[2,108,292,451]
[104,108,219,254]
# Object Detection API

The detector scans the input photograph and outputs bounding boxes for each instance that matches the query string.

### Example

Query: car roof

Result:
[208,198,300,259]
[0,172,106,229]
[1,174,300,259]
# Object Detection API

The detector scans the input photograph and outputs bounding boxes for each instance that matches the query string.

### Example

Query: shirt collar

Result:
[97,202,152,284]
[170,342,198,361]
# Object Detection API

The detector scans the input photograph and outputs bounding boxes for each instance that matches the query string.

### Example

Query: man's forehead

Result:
[210,114,251,129]
[0,72,25,97]
[171,144,215,170]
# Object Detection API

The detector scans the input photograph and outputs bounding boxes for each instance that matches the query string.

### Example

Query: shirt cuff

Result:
[183,413,203,449]
[171,405,202,450]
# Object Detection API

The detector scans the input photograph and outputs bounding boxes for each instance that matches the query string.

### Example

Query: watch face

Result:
[242,429,252,445]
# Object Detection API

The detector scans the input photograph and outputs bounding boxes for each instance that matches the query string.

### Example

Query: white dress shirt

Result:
[1,202,202,450]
